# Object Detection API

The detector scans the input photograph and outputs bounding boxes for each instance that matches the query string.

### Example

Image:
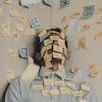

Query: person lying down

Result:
[5,27,98,102]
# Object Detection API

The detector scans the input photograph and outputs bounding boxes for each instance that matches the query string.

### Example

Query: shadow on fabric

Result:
[1,83,10,102]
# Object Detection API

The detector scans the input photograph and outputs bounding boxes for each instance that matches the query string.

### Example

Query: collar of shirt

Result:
[39,66,66,80]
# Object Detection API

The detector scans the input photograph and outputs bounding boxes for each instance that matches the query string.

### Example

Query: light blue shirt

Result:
[5,66,98,102]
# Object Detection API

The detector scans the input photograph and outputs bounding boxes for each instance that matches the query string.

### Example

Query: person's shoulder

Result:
[9,77,21,88]
[73,69,88,81]
[10,76,43,88]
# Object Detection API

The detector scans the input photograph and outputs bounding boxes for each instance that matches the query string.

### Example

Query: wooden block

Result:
[61,56,65,65]
[18,15,26,23]
[4,0,12,4]
[50,30,60,35]
[50,90,60,96]
[1,23,10,31]
[45,61,52,68]
[70,11,80,18]
[41,48,46,57]
[7,69,15,83]
[42,72,52,76]
[25,28,35,35]
[88,64,96,71]
[67,83,76,90]
[53,52,62,59]
[53,45,63,53]
[50,36,60,40]
[58,64,64,70]
[44,79,54,86]
[64,78,73,81]
[44,52,52,62]
[98,17,102,23]
[60,87,70,94]
[89,69,100,77]
[39,30,47,37]
[8,49,16,57]
[80,99,89,102]
[61,15,68,24]
[81,24,90,31]
[44,39,53,46]
[96,7,102,14]
[70,66,80,74]
[78,37,87,49]
[42,90,51,97]
[33,85,43,91]
[54,81,65,86]
[16,24,24,32]
[73,91,83,97]
[57,38,65,47]
[94,32,102,40]
[81,84,90,92]
[2,29,11,37]
[67,50,72,59]
[55,72,63,79]
[12,31,20,41]
[10,9,18,17]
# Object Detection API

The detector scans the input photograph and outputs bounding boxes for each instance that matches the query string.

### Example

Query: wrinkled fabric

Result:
[5,66,98,102]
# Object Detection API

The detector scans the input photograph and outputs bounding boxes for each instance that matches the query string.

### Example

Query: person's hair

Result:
[33,34,41,65]
[33,27,68,66]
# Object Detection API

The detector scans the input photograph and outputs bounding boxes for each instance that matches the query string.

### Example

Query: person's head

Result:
[34,27,68,70]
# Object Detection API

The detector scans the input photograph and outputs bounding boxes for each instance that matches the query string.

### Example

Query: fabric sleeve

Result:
[5,79,21,102]
[74,69,98,102]
[83,83,98,102]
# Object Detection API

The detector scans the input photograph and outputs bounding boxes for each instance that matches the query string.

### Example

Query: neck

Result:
[52,63,58,70]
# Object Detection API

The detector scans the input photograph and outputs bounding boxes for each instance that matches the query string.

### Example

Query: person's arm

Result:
[5,79,21,102]
[73,69,98,102]
[83,83,98,102]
